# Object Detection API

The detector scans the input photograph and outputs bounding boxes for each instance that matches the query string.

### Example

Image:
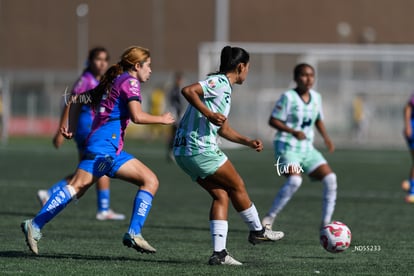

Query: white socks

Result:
[322,173,337,225]
[239,203,262,231]
[210,220,228,252]
[267,175,303,218]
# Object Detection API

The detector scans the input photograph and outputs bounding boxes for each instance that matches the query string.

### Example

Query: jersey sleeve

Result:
[199,76,229,99]
[120,78,142,102]
[72,76,88,96]
[271,94,289,121]
[317,94,324,121]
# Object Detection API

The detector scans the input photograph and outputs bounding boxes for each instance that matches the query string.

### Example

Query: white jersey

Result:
[271,89,323,152]
[173,74,232,156]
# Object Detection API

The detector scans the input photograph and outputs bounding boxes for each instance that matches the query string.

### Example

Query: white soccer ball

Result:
[320,221,352,253]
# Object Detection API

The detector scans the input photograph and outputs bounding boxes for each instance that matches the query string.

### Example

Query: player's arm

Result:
[315,118,335,153]
[181,83,226,126]
[52,103,70,148]
[61,98,82,139]
[404,103,412,138]
[218,120,263,152]
[269,117,306,140]
[128,100,174,125]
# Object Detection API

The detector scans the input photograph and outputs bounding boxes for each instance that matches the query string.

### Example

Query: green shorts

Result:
[274,141,327,175]
[174,150,228,181]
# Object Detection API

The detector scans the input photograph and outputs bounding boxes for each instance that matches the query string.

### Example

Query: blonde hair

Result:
[91,46,150,107]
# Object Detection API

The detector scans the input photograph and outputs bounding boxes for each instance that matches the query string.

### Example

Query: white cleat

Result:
[96,209,125,221]
[21,219,42,255]
[208,249,242,265]
[36,190,50,207]
[123,233,157,254]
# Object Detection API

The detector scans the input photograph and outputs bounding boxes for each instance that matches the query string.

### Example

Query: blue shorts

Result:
[406,120,414,149]
[74,135,87,153]
[78,150,134,178]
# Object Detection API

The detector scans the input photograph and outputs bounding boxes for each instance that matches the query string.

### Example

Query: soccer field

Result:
[0,138,411,275]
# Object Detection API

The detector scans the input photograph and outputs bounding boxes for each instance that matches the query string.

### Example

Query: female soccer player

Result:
[261,63,337,230]
[402,93,414,202]
[174,46,284,266]
[37,47,125,221]
[21,46,175,255]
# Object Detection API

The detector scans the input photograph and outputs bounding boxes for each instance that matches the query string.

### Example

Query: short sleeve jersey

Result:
[271,89,323,152]
[72,71,99,141]
[174,74,232,156]
[86,72,142,155]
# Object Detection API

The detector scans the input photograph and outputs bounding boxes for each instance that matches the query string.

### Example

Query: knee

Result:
[143,173,159,193]
[322,173,337,191]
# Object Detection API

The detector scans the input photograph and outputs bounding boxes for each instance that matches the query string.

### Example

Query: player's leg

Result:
[199,160,284,245]
[307,150,337,227]
[197,180,241,265]
[95,176,125,220]
[112,153,158,253]
[22,169,96,254]
[262,149,303,229]
[37,174,74,206]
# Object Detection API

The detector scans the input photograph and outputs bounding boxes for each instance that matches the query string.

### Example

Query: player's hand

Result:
[161,112,175,125]
[293,130,306,140]
[249,139,263,152]
[60,126,74,139]
[52,132,65,149]
[324,137,335,153]
[207,112,227,126]
[405,126,412,138]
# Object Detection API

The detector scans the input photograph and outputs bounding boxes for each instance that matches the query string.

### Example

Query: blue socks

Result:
[410,179,414,195]
[128,190,153,236]
[97,189,110,212]
[47,179,68,196]
[32,185,73,230]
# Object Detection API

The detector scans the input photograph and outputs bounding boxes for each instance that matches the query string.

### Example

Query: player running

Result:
[262,63,338,230]
[174,46,284,266]
[21,46,175,255]
[403,93,414,202]
[37,47,125,221]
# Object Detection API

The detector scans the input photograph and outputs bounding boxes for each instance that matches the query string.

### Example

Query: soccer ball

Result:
[320,221,352,253]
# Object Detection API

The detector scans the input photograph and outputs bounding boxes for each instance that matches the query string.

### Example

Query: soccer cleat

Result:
[21,219,42,255]
[405,195,414,203]
[402,180,410,192]
[96,209,126,221]
[208,249,242,266]
[36,190,50,207]
[122,233,156,254]
[261,215,275,230]
[248,225,284,245]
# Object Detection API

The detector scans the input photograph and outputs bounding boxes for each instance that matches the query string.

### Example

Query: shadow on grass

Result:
[148,224,245,233]
[0,250,191,264]
[290,255,335,260]
[0,211,36,217]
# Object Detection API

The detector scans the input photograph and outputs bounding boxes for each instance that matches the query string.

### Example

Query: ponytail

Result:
[209,45,250,75]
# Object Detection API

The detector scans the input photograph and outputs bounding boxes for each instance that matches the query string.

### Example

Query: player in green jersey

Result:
[174,46,284,266]
[262,63,338,230]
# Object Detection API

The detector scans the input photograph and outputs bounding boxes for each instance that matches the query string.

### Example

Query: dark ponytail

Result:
[210,46,250,75]
[90,63,124,108]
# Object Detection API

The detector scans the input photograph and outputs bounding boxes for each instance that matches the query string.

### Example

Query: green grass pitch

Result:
[0,138,412,275]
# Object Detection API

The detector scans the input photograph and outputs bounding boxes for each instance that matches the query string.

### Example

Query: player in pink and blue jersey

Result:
[36,47,125,221]
[403,93,414,202]
[21,46,175,255]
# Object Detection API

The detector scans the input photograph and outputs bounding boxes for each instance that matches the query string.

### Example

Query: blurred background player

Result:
[36,47,125,220]
[21,46,175,255]
[262,63,338,229]
[174,46,284,266]
[166,72,184,161]
[402,93,414,202]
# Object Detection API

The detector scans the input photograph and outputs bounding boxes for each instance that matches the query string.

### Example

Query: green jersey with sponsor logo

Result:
[174,74,232,156]
[271,89,323,152]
